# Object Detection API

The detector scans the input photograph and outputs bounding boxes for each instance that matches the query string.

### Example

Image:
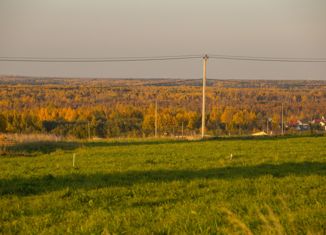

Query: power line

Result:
[0,55,202,62]
[1,54,326,63]
[210,54,326,63]
[0,55,201,60]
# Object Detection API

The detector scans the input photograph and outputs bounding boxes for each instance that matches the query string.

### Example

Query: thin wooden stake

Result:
[73,153,76,168]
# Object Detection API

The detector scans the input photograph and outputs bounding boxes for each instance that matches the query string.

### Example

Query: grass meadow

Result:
[0,136,325,234]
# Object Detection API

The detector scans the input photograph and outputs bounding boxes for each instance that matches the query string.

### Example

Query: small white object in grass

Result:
[73,153,76,168]
[191,210,197,215]
[230,153,233,160]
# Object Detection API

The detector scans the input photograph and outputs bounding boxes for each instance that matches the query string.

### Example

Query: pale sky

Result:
[0,0,326,79]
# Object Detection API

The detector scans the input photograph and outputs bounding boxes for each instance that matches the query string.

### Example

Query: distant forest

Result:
[0,76,325,138]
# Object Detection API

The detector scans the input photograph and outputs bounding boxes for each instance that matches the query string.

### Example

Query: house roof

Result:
[252,131,268,136]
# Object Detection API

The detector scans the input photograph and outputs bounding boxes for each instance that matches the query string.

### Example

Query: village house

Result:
[311,116,326,131]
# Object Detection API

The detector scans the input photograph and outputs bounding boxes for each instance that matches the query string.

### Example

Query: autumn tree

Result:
[0,114,7,132]
[220,107,236,134]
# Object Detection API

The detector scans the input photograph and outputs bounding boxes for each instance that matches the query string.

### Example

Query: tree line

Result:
[0,78,325,138]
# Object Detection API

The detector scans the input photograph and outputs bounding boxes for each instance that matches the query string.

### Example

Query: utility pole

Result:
[181,121,184,138]
[155,99,158,138]
[281,103,284,135]
[201,54,209,139]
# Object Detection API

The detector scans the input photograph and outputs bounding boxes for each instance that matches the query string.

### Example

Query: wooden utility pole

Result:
[155,99,158,138]
[201,54,209,139]
[281,103,284,135]
[87,121,91,140]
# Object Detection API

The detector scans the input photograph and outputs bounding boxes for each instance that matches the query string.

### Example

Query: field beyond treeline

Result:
[0,136,325,234]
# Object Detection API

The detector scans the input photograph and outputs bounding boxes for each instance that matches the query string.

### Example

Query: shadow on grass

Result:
[2,134,325,156]
[210,134,326,142]
[84,139,190,148]
[2,139,191,156]
[1,162,325,196]
[2,141,81,157]
[63,134,326,149]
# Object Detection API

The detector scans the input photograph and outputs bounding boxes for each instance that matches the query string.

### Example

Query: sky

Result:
[0,0,326,80]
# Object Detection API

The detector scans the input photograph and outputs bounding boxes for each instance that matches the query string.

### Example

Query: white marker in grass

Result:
[73,153,76,168]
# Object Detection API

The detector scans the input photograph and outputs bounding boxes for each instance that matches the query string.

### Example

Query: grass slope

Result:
[0,137,326,234]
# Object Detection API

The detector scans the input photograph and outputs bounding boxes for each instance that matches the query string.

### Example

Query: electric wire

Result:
[209,54,326,63]
[1,54,326,62]
[0,55,202,62]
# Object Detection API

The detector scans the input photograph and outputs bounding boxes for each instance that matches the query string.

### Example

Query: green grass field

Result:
[0,136,326,234]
